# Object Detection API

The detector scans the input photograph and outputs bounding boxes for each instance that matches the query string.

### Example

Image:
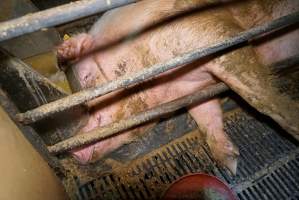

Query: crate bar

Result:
[16,11,299,124]
[0,0,136,42]
[48,83,229,154]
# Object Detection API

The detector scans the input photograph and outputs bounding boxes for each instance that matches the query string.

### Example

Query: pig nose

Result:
[71,145,95,164]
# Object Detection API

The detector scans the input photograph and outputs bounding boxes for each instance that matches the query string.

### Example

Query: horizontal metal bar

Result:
[16,11,299,124]
[0,0,136,42]
[48,83,229,154]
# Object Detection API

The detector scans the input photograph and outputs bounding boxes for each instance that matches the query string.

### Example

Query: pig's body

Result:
[57,0,299,173]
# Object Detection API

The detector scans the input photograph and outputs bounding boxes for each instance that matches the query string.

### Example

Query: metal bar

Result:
[0,49,87,144]
[16,11,299,124]
[0,0,136,42]
[48,83,229,154]
[0,88,65,175]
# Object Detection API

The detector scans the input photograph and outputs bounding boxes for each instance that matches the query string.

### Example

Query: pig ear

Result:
[56,33,94,62]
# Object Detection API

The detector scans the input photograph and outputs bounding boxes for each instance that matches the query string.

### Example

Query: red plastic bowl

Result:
[162,173,237,200]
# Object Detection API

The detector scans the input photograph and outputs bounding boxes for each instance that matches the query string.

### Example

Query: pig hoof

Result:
[208,138,239,175]
[57,40,76,61]
[220,154,238,175]
[56,33,94,62]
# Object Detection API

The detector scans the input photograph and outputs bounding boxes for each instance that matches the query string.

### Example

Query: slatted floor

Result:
[70,108,299,200]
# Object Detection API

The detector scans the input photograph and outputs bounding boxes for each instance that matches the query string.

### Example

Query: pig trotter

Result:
[56,33,94,63]
[188,99,239,174]
[207,134,239,174]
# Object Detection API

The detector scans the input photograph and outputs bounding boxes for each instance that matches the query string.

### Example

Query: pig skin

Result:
[57,0,299,174]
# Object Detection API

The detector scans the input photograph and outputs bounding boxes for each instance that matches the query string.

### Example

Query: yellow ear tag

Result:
[63,34,71,41]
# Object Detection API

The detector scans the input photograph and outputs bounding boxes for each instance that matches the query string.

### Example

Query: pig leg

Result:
[150,71,239,174]
[56,33,94,61]
[206,46,299,140]
[188,99,239,174]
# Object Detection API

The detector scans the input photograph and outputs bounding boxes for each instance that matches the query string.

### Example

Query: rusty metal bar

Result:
[0,0,136,42]
[48,83,229,154]
[16,11,299,124]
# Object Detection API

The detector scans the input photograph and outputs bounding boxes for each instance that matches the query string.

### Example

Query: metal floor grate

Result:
[69,108,299,200]
[219,111,298,183]
[235,152,299,200]
[74,132,216,200]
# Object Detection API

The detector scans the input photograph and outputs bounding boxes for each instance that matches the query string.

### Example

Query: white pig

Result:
[57,0,299,174]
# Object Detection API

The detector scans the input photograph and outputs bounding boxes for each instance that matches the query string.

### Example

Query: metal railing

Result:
[0,0,298,154]
[15,11,299,125]
[0,0,136,42]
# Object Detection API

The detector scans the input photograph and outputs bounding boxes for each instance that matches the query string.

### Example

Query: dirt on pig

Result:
[114,60,127,77]
[57,0,299,172]
[135,45,159,68]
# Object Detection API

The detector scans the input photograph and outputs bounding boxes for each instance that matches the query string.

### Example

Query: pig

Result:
[57,0,299,174]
